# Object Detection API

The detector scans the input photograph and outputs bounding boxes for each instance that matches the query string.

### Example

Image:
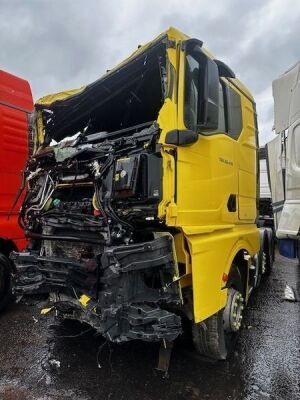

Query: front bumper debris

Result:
[11,236,182,343]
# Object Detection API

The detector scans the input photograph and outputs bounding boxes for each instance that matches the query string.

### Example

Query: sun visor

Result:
[273,61,300,134]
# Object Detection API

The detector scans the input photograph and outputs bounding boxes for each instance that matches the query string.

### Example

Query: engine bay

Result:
[12,36,184,344]
[12,121,183,343]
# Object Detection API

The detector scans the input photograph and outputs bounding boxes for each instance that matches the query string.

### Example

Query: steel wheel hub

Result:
[262,252,267,274]
[223,288,244,332]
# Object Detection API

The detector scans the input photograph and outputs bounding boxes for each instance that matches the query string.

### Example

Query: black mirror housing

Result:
[165,129,198,146]
[184,40,220,132]
[199,58,219,131]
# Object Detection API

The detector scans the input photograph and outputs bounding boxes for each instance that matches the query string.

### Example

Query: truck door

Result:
[173,43,239,227]
[175,99,238,227]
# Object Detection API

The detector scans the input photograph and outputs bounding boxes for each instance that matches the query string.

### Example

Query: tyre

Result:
[253,253,262,289]
[192,265,244,360]
[256,244,266,282]
[0,253,13,312]
[192,310,227,360]
[264,230,274,275]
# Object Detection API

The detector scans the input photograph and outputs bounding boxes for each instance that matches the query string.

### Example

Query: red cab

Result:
[0,70,33,310]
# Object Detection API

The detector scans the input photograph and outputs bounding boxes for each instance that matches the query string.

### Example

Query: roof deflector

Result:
[214,59,236,78]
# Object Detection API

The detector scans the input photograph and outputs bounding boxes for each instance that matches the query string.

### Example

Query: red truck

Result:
[0,70,33,310]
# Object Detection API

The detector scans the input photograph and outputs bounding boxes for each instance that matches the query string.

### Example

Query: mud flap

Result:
[157,340,174,377]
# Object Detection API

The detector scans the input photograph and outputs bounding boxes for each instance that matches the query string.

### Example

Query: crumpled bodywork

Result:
[12,28,187,344]
[13,235,182,342]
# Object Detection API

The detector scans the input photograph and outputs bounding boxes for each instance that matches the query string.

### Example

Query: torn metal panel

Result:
[12,28,189,348]
[36,39,168,144]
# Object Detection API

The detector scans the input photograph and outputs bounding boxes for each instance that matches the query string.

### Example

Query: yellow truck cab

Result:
[12,27,273,364]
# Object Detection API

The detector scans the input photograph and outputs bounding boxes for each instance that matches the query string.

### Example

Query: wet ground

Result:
[0,252,299,400]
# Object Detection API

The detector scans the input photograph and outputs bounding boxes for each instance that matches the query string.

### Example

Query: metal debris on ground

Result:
[283,284,297,302]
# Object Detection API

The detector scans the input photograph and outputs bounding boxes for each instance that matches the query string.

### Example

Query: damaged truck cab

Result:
[12,27,268,361]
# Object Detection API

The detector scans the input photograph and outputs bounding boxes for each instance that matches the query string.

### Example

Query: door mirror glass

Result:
[184,40,219,132]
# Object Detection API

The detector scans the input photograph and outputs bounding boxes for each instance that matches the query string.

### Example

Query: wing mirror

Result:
[183,39,219,132]
[165,129,198,146]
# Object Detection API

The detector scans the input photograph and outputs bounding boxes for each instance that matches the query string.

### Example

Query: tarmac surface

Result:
[0,251,299,400]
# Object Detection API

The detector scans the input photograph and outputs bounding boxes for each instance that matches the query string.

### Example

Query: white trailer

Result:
[267,61,300,259]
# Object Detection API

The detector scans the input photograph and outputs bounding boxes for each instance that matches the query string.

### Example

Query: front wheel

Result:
[192,269,244,360]
[192,310,227,360]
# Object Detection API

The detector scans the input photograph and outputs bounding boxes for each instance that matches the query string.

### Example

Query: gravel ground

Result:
[0,251,299,400]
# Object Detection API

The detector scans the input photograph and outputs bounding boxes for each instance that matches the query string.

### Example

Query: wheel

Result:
[192,310,227,360]
[192,265,244,360]
[264,232,274,275]
[252,254,262,289]
[256,245,267,283]
[0,253,13,312]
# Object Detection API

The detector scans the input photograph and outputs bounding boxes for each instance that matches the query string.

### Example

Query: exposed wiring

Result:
[53,327,92,339]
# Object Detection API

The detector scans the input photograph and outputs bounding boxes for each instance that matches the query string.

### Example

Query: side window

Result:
[227,86,242,140]
[218,82,226,132]
[198,82,226,135]
[195,82,242,139]
[183,44,242,139]
[184,54,199,131]
[183,43,219,132]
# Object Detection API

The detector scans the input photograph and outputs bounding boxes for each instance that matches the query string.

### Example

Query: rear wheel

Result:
[0,253,13,312]
[258,229,274,277]
[192,265,244,360]
[264,235,274,275]
[256,245,267,285]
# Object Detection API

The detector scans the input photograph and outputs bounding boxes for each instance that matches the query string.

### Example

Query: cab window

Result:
[184,44,242,139]
[226,86,242,140]
[184,54,199,131]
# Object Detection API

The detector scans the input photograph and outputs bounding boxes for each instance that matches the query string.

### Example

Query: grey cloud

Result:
[1,0,119,97]
[1,0,300,143]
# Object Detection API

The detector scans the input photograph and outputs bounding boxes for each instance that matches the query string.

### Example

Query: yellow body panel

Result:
[36,87,86,106]
[185,225,259,322]
[155,28,260,323]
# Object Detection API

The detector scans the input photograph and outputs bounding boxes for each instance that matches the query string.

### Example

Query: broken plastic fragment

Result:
[41,307,54,315]
[284,284,297,302]
[49,359,61,369]
[79,294,91,307]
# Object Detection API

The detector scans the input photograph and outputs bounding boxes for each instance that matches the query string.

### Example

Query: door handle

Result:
[227,194,237,212]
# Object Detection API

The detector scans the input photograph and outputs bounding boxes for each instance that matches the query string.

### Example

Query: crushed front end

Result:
[12,33,183,345]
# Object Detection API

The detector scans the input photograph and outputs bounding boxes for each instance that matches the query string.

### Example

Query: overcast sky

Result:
[1,0,300,144]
